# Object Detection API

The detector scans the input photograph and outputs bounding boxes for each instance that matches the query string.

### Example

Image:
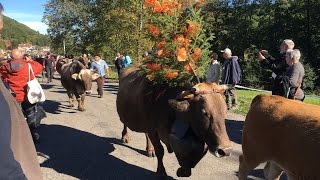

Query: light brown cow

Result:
[238,94,320,180]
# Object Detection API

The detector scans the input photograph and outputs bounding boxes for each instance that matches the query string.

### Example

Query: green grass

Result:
[231,90,320,116]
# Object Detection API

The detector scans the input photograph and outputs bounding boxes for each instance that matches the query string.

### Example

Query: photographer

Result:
[258,39,295,95]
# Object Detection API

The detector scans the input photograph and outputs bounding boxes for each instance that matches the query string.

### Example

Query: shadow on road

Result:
[103,83,119,95]
[36,124,173,179]
[42,100,77,114]
[225,119,244,145]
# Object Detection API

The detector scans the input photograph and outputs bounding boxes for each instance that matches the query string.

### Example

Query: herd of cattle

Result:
[55,58,320,179]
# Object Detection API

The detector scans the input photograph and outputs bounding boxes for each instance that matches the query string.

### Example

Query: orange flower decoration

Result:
[184,38,191,46]
[184,20,200,37]
[192,48,201,61]
[153,1,163,13]
[148,24,160,36]
[162,0,174,14]
[165,71,179,79]
[147,73,155,81]
[177,47,187,62]
[184,63,194,74]
[143,0,156,9]
[156,40,166,49]
[175,34,185,44]
[146,63,161,71]
[157,49,167,57]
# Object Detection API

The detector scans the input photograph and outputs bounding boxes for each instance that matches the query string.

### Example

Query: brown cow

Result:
[117,67,232,177]
[56,58,99,111]
[238,94,320,180]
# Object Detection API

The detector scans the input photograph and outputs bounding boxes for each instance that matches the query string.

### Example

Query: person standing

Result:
[43,53,56,83]
[258,39,295,95]
[90,54,109,98]
[123,53,132,68]
[206,52,220,84]
[0,49,44,141]
[283,49,305,101]
[220,48,241,110]
[114,52,124,75]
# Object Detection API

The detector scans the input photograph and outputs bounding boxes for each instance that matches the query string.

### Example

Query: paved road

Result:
[37,77,268,180]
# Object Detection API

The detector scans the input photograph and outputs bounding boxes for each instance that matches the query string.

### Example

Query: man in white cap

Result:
[220,48,242,110]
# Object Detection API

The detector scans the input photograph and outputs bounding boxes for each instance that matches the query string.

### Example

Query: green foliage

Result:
[232,90,320,115]
[302,63,317,92]
[0,16,49,49]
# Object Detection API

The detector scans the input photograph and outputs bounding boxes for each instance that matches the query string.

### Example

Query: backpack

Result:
[124,56,132,67]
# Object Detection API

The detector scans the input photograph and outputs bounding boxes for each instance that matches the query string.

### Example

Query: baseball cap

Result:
[220,48,231,53]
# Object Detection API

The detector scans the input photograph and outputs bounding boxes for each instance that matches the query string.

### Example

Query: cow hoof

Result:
[78,108,85,111]
[177,167,191,177]
[147,149,155,157]
[121,136,129,144]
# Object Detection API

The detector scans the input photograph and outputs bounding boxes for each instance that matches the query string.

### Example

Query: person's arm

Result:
[104,62,109,78]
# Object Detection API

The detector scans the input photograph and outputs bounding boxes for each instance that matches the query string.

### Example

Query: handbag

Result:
[27,63,45,104]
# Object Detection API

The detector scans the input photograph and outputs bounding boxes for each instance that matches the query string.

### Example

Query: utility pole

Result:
[63,39,66,56]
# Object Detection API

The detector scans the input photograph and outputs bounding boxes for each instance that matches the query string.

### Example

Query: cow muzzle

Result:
[210,146,232,158]
[85,90,92,95]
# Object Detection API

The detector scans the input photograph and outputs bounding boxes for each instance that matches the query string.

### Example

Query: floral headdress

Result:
[142,0,212,87]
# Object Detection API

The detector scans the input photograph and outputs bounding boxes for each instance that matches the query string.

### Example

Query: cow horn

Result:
[179,90,194,99]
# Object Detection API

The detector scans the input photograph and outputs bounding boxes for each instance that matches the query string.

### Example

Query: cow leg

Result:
[263,162,283,180]
[67,91,74,107]
[75,93,85,111]
[145,133,155,157]
[80,94,85,109]
[148,132,167,177]
[238,154,259,180]
[121,125,129,143]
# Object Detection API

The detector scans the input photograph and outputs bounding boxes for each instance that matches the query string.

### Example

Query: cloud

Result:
[20,21,48,35]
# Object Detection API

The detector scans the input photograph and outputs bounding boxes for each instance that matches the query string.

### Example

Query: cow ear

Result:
[91,73,100,80]
[168,99,190,112]
[71,73,79,80]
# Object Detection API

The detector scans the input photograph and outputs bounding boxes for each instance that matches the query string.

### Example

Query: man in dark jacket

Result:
[258,39,295,95]
[221,48,241,110]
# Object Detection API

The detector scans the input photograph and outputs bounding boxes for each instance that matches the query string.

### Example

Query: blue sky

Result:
[1,0,48,34]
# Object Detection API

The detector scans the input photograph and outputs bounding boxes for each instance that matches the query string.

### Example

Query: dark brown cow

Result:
[238,94,320,180]
[56,58,99,111]
[117,67,232,177]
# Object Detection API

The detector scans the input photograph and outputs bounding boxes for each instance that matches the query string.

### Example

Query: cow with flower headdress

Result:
[116,0,233,177]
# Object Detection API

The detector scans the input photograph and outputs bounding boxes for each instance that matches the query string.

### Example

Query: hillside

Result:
[0,15,49,49]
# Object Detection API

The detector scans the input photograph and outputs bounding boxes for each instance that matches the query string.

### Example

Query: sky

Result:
[1,0,48,34]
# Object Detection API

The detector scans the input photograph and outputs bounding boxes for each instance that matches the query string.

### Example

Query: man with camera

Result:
[258,39,295,95]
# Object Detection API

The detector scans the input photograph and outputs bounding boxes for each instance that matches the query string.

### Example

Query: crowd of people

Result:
[205,39,305,111]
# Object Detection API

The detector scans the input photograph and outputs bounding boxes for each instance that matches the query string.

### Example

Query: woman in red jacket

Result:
[0,49,44,141]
